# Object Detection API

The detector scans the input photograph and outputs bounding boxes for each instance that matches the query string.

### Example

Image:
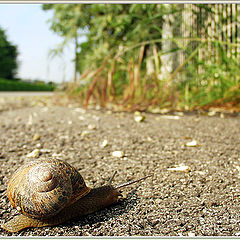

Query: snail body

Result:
[1,159,151,233]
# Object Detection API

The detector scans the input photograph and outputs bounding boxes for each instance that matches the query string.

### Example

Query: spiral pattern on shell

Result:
[7,159,90,219]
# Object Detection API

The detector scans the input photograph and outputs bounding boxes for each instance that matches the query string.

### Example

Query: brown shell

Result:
[7,159,90,219]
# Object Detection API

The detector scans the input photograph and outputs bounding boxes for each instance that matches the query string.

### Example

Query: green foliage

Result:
[42,4,178,73]
[0,78,55,91]
[179,51,240,108]
[43,4,240,111]
[0,27,18,79]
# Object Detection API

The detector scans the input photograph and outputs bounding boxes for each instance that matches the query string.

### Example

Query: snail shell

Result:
[7,159,90,219]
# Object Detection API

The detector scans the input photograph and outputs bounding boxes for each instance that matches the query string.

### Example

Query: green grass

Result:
[0,78,55,91]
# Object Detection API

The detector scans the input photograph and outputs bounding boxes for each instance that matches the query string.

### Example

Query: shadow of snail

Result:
[1,159,152,233]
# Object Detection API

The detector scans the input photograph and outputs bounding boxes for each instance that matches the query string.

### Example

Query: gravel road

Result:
[0,95,239,236]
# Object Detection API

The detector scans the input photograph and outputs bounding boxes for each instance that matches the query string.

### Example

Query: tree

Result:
[42,4,178,79]
[42,4,91,82]
[0,27,18,79]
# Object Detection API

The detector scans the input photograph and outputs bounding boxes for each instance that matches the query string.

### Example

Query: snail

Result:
[1,159,152,233]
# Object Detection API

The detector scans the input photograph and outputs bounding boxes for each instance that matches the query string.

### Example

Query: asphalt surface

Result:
[0,96,239,236]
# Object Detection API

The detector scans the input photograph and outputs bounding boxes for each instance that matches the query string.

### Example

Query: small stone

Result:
[174,112,184,116]
[195,170,206,175]
[100,139,108,148]
[220,113,225,119]
[41,107,49,112]
[36,143,42,148]
[93,116,100,121]
[40,149,51,153]
[27,114,33,125]
[78,116,85,121]
[208,110,216,116]
[134,115,145,122]
[134,111,145,122]
[74,108,86,114]
[52,153,64,158]
[88,124,96,130]
[33,133,41,141]
[95,105,101,110]
[185,140,198,147]
[81,130,90,137]
[112,151,124,158]
[147,137,153,141]
[167,164,190,172]
[134,111,141,116]
[27,149,40,158]
[156,115,180,120]
[188,232,195,237]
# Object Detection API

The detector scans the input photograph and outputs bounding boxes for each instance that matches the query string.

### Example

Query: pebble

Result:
[100,139,108,148]
[167,164,190,172]
[36,143,42,148]
[73,108,86,114]
[112,151,124,158]
[27,114,33,125]
[26,149,40,158]
[0,186,5,193]
[33,133,41,141]
[52,153,64,158]
[188,232,196,237]
[134,111,145,122]
[185,140,198,147]
[88,124,97,130]
[81,130,90,137]
[40,149,51,153]
[156,115,180,120]
[134,115,145,122]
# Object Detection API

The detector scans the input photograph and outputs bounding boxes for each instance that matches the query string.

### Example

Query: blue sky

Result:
[0,4,77,83]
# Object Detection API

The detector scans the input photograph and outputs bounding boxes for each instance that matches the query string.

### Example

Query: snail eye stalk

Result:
[108,171,117,185]
[115,174,153,189]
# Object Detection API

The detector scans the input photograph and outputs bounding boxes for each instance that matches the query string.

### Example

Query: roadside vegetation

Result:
[1,5,239,110]
[0,78,55,91]
[42,4,240,112]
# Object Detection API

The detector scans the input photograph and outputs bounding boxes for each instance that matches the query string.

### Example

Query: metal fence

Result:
[160,4,240,79]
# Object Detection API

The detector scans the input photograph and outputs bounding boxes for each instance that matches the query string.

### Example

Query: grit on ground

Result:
[0,97,240,236]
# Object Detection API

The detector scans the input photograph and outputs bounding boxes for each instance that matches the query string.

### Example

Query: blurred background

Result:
[0,4,239,112]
